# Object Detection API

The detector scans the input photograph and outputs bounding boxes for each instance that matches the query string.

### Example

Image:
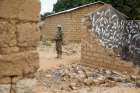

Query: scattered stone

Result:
[15,78,37,93]
[69,83,77,90]
[36,64,140,93]
[45,74,52,78]
[84,77,94,86]
[0,85,10,93]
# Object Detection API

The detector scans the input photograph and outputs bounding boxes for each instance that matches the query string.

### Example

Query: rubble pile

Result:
[62,43,81,55]
[36,64,140,93]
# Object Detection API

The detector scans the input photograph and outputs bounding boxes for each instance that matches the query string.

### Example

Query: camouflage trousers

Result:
[56,40,62,58]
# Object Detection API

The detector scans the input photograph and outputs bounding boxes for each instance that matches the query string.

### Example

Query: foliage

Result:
[40,12,54,21]
[53,0,140,20]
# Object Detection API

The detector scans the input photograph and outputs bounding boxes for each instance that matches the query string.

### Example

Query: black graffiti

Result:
[90,7,126,49]
[125,21,140,64]
[89,5,140,65]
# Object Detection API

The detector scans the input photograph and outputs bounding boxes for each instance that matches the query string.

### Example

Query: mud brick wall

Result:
[0,0,40,93]
[41,3,104,43]
[81,31,138,74]
[81,5,140,75]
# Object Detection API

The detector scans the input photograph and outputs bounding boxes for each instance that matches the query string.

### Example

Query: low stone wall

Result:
[81,5,140,75]
[81,31,138,74]
[0,0,40,93]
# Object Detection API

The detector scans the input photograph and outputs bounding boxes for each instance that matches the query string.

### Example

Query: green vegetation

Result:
[40,12,54,21]
[53,0,140,20]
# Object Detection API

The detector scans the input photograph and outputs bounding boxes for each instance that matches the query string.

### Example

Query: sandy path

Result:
[38,46,80,71]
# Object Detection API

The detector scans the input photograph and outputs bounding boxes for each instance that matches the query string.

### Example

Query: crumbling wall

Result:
[41,3,104,43]
[81,5,140,74]
[0,0,40,93]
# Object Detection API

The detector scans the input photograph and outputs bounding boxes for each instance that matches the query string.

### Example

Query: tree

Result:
[53,0,140,20]
[40,12,54,21]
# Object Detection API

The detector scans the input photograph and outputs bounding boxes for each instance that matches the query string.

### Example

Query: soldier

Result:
[55,25,63,58]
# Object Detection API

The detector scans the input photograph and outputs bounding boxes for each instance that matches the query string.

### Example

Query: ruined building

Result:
[81,4,140,74]
[41,2,105,42]
[0,0,40,93]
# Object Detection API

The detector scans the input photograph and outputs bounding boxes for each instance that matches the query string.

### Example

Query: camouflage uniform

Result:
[55,25,63,58]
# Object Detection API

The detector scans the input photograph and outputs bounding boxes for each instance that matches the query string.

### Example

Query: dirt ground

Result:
[37,43,81,71]
[36,43,140,93]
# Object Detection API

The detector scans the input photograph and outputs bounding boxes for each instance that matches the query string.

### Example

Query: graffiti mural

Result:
[90,5,126,48]
[89,5,140,65]
[125,21,140,64]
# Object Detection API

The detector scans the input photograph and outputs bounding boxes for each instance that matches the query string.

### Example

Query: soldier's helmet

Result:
[57,24,62,28]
